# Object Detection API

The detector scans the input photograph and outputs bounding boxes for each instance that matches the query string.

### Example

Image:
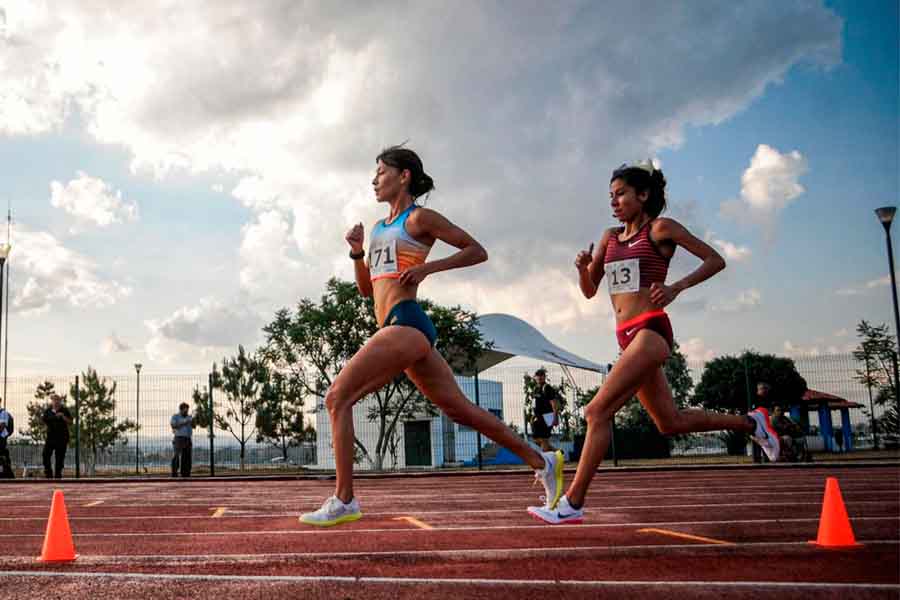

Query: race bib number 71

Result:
[369,239,399,278]
[605,258,640,295]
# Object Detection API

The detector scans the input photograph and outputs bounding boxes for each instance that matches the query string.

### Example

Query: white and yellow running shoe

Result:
[534,449,564,509]
[749,407,781,462]
[528,495,585,525]
[300,495,362,527]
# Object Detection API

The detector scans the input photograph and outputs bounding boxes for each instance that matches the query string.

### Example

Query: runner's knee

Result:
[584,403,611,429]
[325,385,353,417]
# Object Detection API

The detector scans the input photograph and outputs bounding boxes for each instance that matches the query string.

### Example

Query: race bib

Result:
[605,258,640,295]
[369,239,399,278]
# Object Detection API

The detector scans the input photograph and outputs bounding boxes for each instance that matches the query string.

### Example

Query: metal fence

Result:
[1,353,896,478]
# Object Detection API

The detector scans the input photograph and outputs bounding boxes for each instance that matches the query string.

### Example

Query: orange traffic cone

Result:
[809,477,862,549]
[37,490,78,562]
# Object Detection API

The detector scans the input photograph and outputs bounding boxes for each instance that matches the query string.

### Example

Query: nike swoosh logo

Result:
[558,512,579,519]
[625,328,636,336]
[628,239,643,247]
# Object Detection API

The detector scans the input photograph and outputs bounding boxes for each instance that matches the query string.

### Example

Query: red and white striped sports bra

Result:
[602,221,671,295]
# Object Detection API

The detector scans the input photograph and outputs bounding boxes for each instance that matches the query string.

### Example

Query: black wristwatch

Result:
[349,249,365,260]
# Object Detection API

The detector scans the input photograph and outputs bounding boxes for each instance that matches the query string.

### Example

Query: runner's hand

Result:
[575,243,594,271]
[345,223,364,253]
[398,264,430,286]
[650,282,678,307]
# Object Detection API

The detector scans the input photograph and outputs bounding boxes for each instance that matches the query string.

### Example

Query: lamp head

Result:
[875,206,896,231]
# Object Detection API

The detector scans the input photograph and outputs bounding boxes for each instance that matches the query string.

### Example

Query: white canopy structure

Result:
[469,313,608,375]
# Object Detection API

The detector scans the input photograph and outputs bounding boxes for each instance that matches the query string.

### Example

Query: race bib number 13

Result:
[369,239,399,277]
[605,258,640,295]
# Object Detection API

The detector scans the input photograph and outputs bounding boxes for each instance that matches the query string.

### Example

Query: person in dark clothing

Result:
[170,402,193,477]
[530,368,561,452]
[42,394,72,479]
[0,404,13,478]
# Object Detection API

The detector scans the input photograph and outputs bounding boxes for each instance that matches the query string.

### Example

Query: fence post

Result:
[74,375,80,479]
[610,421,618,466]
[865,358,879,449]
[208,373,215,477]
[474,372,483,471]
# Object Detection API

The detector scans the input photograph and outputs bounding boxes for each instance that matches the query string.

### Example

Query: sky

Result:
[0,0,897,376]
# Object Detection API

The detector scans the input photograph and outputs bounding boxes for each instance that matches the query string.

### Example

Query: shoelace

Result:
[318,496,343,515]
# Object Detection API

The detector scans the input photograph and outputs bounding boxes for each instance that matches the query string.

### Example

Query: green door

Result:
[404,421,432,467]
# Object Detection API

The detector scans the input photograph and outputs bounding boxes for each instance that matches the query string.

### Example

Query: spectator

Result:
[771,405,810,462]
[833,429,844,453]
[0,403,12,478]
[42,394,72,479]
[170,402,193,477]
[530,368,561,452]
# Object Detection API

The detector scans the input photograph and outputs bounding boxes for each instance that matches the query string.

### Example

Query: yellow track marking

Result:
[211,507,228,519]
[638,527,734,546]
[84,500,104,507]
[393,516,433,530]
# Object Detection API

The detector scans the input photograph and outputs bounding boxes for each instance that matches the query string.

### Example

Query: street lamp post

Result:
[135,363,142,475]
[875,207,900,417]
[0,243,10,410]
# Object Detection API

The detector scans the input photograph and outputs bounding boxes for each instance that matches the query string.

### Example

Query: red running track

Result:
[0,465,897,599]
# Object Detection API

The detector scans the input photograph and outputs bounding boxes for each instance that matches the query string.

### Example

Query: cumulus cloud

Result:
[710,237,752,262]
[1,1,841,335]
[144,298,262,365]
[50,172,138,231]
[783,340,855,358]
[100,332,131,355]
[679,337,717,362]
[711,288,761,313]
[720,144,809,234]
[11,226,131,314]
[835,274,893,296]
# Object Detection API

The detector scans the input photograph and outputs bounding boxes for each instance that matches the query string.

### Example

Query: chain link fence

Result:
[1,353,896,478]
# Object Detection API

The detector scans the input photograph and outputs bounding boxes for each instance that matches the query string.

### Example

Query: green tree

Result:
[261,278,488,471]
[211,346,266,470]
[22,381,70,442]
[852,320,899,442]
[693,351,806,455]
[255,371,309,462]
[70,368,138,475]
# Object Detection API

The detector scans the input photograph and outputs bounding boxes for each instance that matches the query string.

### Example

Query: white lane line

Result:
[0,540,896,564]
[0,516,896,538]
[0,499,897,522]
[0,571,896,590]
[3,489,897,509]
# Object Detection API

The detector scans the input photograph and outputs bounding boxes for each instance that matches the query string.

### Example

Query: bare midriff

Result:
[372,279,419,327]
[611,291,662,326]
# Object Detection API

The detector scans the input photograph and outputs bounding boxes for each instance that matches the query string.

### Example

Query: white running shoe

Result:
[299,495,362,527]
[533,449,564,509]
[528,495,584,525]
[749,407,781,463]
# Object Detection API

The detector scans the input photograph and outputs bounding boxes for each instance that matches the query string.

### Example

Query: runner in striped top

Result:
[528,160,781,525]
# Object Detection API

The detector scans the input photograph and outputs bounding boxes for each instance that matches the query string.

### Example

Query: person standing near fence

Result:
[170,402,193,477]
[0,403,13,478]
[530,368,561,452]
[42,394,72,479]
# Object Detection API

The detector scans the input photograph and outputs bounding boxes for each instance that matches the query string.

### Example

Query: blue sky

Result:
[0,0,896,375]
